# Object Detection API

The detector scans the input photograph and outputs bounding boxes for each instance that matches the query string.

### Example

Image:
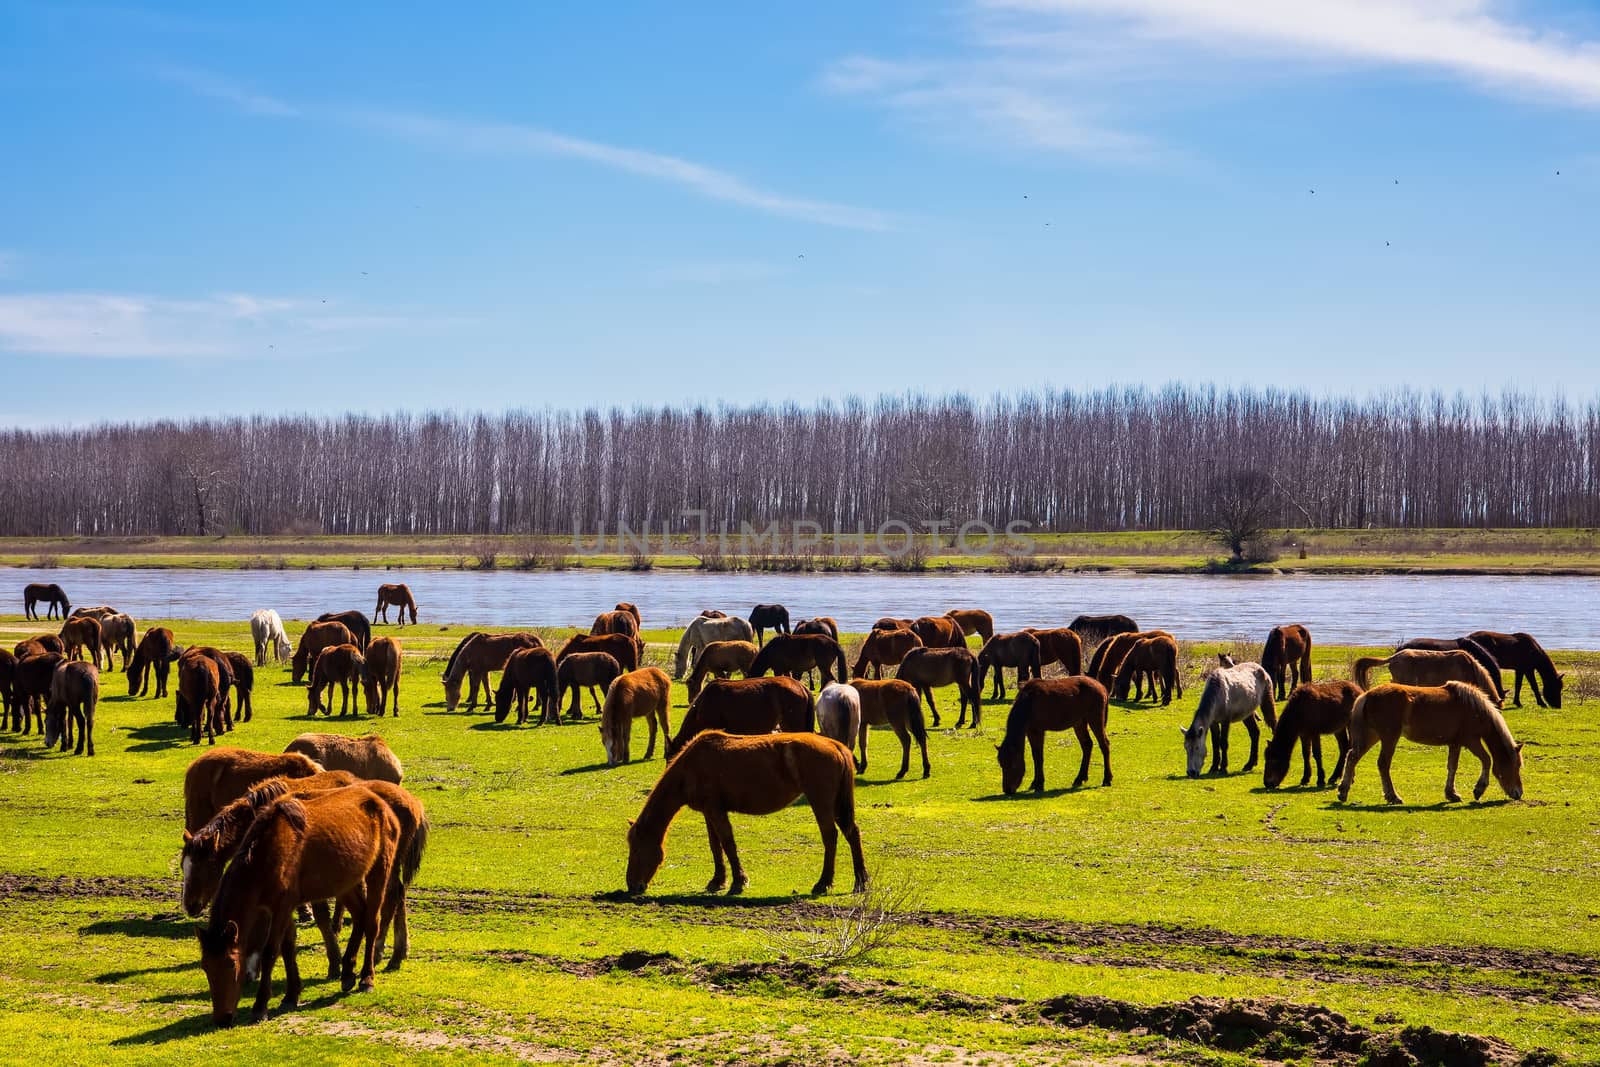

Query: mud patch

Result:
[0,872,171,903]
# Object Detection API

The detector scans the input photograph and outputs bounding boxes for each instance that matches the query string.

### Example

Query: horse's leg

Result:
[1329,730,1351,786]
[1242,716,1261,772]
[1444,744,1463,803]
[644,710,658,760]
[356,865,385,993]
[702,814,728,893]
[278,919,302,1013]
[804,791,839,895]
[1297,736,1313,786]
[1464,735,1494,800]
[1071,722,1092,788]
[1311,735,1326,787]
[708,809,747,894]
[1208,723,1224,774]
[311,899,341,979]
[1337,728,1374,802]
[1525,669,1545,709]
[1029,728,1047,793]
[1376,736,1402,805]
[1090,715,1112,786]
[924,687,941,728]
[250,911,289,1023]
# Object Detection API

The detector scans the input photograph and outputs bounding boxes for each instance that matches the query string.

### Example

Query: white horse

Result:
[249,609,294,667]
[817,682,861,751]
[1182,655,1277,778]
[673,614,756,678]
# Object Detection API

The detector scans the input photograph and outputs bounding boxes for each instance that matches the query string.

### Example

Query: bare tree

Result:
[1204,469,1277,563]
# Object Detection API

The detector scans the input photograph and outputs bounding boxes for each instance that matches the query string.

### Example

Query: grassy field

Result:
[2,617,1598,1065]
[3,527,1599,575]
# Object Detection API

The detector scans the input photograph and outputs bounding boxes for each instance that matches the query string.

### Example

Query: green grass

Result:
[2,616,1598,1063]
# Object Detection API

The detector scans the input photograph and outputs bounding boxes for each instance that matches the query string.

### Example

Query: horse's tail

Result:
[834,750,859,827]
[1352,655,1388,691]
[400,807,429,886]
[905,687,928,746]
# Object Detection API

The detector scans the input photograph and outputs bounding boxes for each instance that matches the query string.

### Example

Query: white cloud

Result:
[154,65,299,117]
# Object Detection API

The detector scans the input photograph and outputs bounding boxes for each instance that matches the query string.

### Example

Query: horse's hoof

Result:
[358,978,375,993]
[278,996,299,1013]
[1445,791,1462,803]
[704,879,725,893]
[250,1007,270,1024]
[1385,795,1403,806]
[728,880,747,896]
[383,958,403,973]
[810,881,832,896]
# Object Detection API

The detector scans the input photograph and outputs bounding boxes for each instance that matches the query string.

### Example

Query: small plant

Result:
[29,554,59,569]
[625,548,654,571]
[511,537,572,571]
[470,540,499,571]
[776,869,922,968]
[885,538,928,573]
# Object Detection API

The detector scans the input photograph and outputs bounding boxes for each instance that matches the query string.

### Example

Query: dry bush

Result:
[776,868,922,968]
[512,537,571,571]
[885,538,928,573]
[467,539,499,571]
[28,554,59,569]
[1565,667,1600,706]
[625,548,654,571]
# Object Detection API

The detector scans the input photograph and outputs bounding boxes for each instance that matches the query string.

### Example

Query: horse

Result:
[184,747,326,831]
[895,647,981,728]
[1261,624,1313,700]
[599,667,672,765]
[178,651,225,745]
[1262,680,1359,789]
[1466,630,1564,709]
[44,659,99,756]
[557,651,621,719]
[292,620,357,684]
[250,609,294,665]
[284,733,404,783]
[665,677,813,759]
[493,647,559,726]
[1338,682,1524,805]
[910,615,966,650]
[1089,629,1154,685]
[223,652,255,722]
[374,584,418,626]
[684,640,758,701]
[945,608,995,643]
[361,637,402,716]
[996,676,1112,795]
[747,634,848,690]
[555,632,641,673]
[1023,627,1083,676]
[440,631,541,711]
[976,631,1042,701]
[307,644,366,717]
[1181,656,1277,778]
[1353,649,1502,702]
[851,627,923,680]
[673,615,756,678]
[1069,613,1138,650]
[850,677,930,779]
[316,610,372,651]
[68,605,118,620]
[1110,634,1183,705]
[11,652,63,733]
[0,648,13,731]
[128,626,177,697]
[872,617,913,631]
[793,616,840,641]
[748,604,791,646]
[626,730,867,897]
[615,602,642,628]
[15,634,65,659]
[197,785,400,1023]
[23,582,69,620]
[98,613,136,671]
[697,608,728,619]
[58,616,104,670]
[817,682,861,749]
[1395,637,1505,703]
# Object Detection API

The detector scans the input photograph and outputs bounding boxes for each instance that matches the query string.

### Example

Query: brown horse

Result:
[1262,680,1359,789]
[615,602,642,628]
[1261,624,1313,699]
[557,651,621,719]
[494,646,560,725]
[11,652,64,733]
[600,666,672,765]
[911,615,967,650]
[374,583,417,625]
[197,785,400,1023]
[684,639,759,700]
[44,659,99,756]
[894,646,981,728]
[0,648,13,731]
[69,604,118,620]
[178,651,224,745]
[945,608,995,643]
[284,733,404,783]
[747,634,848,689]
[872,617,913,631]
[1091,629,1175,690]
[850,677,930,780]
[176,648,236,738]
[1069,613,1138,650]
[1024,627,1084,676]
[1110,634,1183,705]
[441,631,542,711]
[794,616,840,641]
[626,730,867,896]
[128,627,177,697]
[591,609,640,638]
[360,637,402,716]
[851,627,923,680]
[23,582,70,620]
[1395,637,1506,703]
[1338,682,1524,805]
[316,609,372,651]
[98,613,136,671]
[1353,649,1502,703]
[1466,630,1564,709]
[747,603,791,646]
[223,652,255,722]
[308,644,366,716]
[976,631,1042,700]
[665,677,813,759]
[292,620,357,684]
[555,631,641,673]
[996,676,1112,795]
[184,747,326,831]
[15,634,65,659]
[59,615,104,670]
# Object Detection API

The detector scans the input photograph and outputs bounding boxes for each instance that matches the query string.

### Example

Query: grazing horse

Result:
[895,647,982,728]
[15,634,65,659]
[128,627,178,698]
[557,651,621,719]
[850,677,930,779]
[98,613,136,671]
[911,615,967,650]
[747,634,848,690]
[1396,637,1505,703]
[59,616,104,670]
[945,608,995,643]
[0,648,13,731]
[673,615,756,678]
[69,604,119,620]
[316,610,372,651]
[374,584,418,626]
[1024,628,1083,676]
[178,651,225,745]
[684,640,759,701]
[292,621,357,684]
[183,747,326,831]
[249,609,294,666]
[793,616,839,641]
[284,733,404,783]
[626,730,867,897]
[1338,682,1524,805]
[872,617,913,632]
[817,682,861,749]
[308,644,366,717]
[1110,634,1183,705]
[440,631,541,711]
[1467,630,1564,709]
[976,631,1042,701]
[1261,624,1313,700]
[591,609,640,638]
[12,652,64,733]
[555,632,641,673]
[852,626,923,680]
[665,677,813,759]
[996,676,1112,795]
[1069,613,1138,650]
[1181,657,1277,778]
[23,582,70,620]
[44,659,99,756]
[361,637,402,716]
[1353,649,1502,702]
[494,647,560,726]
[1263,680,1359,789]
[748,604,791,646]
[197,786,400,1024]
[599,667,672,765]
[223,652,255,722]
[698,609,728,619]
[615,602,642,628]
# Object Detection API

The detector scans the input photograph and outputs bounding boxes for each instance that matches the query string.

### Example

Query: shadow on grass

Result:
[1326,797,1514,813]
[599,889,815,909]
[83,915,193,942]
[0,743,54,761]
[109,1014,211,1045]
[559,760,615,775]
[122,722,190,753]
[970,786,1085,801]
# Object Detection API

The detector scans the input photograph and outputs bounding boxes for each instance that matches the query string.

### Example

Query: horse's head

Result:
[1261,750,1290,790]
[441,672,462,711]
[179,831,224,918]
[1181,725,1208,778]
[1547,673,1565,710]
[197,920,244,1026]
[997,741,1026,795]
[1217,653,1236,668]
[624,819,662,895]
[276,633,293,660]
[1495,741,1525,800]
[43,701,65,749]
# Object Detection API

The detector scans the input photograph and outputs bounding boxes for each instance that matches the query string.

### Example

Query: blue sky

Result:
[3,1,1599,422]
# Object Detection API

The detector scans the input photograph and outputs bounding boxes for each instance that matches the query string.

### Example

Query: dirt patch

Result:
[0,872,172,903]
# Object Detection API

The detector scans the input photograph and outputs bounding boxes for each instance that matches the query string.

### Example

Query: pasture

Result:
[2,615,1597,1065]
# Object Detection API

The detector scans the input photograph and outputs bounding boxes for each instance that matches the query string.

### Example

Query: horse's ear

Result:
[626,818,635,828]
[1515,742,1525,752]
[223,920,240,946]
[993,744,1001,753]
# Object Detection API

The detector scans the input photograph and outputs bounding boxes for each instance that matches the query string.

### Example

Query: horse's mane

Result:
[997,691,1033,758]
[205,796,308,939]
[442,632,484,681]
[1444,681,1516,756]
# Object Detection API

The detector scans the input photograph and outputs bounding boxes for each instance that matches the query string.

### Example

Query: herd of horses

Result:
[1,581,1572,1027]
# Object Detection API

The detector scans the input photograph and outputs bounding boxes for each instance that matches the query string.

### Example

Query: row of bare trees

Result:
[0,387,1595,537]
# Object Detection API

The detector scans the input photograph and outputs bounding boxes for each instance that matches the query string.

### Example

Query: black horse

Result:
[23,582,70,620]
[748,604,791,647]
[316,609,372,651]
